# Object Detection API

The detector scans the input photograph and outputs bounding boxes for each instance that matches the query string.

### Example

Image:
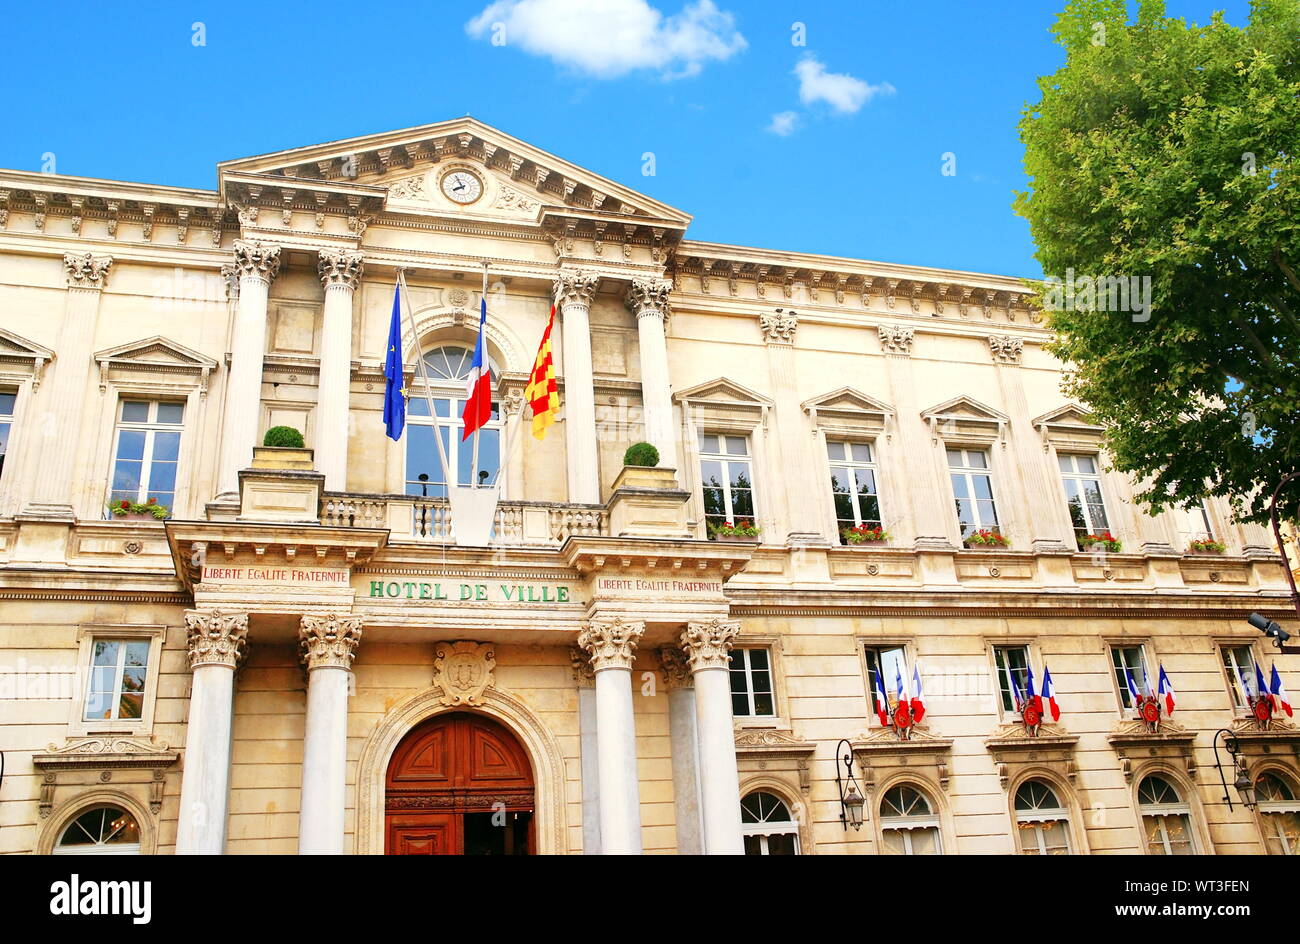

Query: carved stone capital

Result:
[680,618,740,671]
[758,309,798,344]
[877,324,914,355]
[657,646,694,690]
[63,252,112,289]
[554,270,599,309]
[625,277,673,322]
[183,610,248,669]
[317,249,364,291]
[299,614,363,670]
[988,334,1024,364]
[570,646,596,686]
[231,240,282,285]
[577,617,645,671]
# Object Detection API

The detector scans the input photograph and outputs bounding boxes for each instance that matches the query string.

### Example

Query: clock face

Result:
[441,170,483,205]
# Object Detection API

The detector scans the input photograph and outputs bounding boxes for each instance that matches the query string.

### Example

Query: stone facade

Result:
[1,117,1298,856]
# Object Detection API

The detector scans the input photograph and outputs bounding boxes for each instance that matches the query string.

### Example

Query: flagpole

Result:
[488,279,559,490]
[471,261,487,489]
[397,268,453,502]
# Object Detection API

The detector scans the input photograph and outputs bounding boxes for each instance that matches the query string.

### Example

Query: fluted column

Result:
[316,251,363,491]
[577,616,645,854]
[176,610,248,855]
[625,278,677,470]
[217,241,281,497]
[298,613,363,855]
[23,254,112,518]
[681,618,744,855]
[556,270,600,504]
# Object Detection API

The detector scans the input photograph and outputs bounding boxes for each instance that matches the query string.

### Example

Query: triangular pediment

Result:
[673,376,772,407]
[217,117,691,226]
[0,327,53,361]
[94,336,217,371]
[802,387,894,418]
[920,395,1008,424]
[1032,402,1102,431]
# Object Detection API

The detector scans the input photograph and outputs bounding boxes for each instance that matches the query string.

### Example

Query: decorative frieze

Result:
[758,308,798,344]
[988,335,1025,364]
[577,616,645,671]
[63,252,112,290]
[877,324,914,355]
[230,239,281,285]
[680,618,740,671]
[432,640,496,705]
[183,610,248,669]
[299,614,364,670]
[317,249,364,291]
[625,277,672,322]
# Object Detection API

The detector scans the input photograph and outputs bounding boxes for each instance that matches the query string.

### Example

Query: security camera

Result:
[1248,612,1292,644]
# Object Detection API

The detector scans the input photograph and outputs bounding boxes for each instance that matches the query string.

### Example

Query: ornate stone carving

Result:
[570,646,595,685]
[877,324,914,355]
[555,270,599,308]
[758,309,798,344]
[988,335,1024,364]
[657,646,693,690]
[299,614,364,670]
[432,641,496,706]
[388,175,426,201]
[63,252,112,289]
[230,240,281,284]
[625,277,673,323]
[494,185,540,214]
[680,618,740,671]
[578,617,645,671]
[183,610,248,669]
[317,249,364,291]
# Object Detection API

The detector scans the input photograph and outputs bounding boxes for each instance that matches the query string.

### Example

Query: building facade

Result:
[1,117,1298,856]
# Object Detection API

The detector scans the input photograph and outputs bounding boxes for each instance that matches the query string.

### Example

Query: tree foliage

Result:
[1015,0,1300,523]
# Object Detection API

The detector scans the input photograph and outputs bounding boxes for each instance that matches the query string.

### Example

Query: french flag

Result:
[1158,665,1176,715]
[910,663,926,723]
[1124,666,1142,705]
[873,666,890,726]
[1007,666,1023,711]
[1026,664,1042,715]
[1041,664,1060,722]
[895,663,911,723]
[460,295,492,441]
[1271,664,1293,718]
[1255,663,1272,706]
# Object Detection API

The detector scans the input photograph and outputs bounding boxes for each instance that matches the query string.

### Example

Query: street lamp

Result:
[834,739,866,831]
[1212,729,1257,812]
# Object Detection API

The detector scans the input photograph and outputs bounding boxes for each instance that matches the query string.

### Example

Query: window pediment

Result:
[1032,402,1105,452]
[675,376,771,429]
[803,387,894,435]
[93,336,218,395]
[920,395,1008,446]
[0,327,54,387]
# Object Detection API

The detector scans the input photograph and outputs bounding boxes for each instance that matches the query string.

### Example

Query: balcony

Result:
[319,492,608,546]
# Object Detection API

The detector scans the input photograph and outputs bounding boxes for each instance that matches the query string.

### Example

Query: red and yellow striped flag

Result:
[524,303,560,440]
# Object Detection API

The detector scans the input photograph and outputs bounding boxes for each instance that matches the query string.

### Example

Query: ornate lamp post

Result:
[834,739,866,831]
[1212,729,1257,812]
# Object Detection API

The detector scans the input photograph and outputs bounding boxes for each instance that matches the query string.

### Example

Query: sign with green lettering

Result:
[365,579,577,605]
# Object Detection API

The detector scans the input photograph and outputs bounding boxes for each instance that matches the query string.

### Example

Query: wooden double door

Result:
[385,712,535,855]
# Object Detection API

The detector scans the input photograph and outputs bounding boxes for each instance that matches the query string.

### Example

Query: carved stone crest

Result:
[877,324,914,355]
[758,309,798,344]
[988,335,1024,364]
[433,641,496,706]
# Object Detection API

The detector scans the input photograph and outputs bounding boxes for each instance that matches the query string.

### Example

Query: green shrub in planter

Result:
[263,425,305,448]
[623,442,659,467]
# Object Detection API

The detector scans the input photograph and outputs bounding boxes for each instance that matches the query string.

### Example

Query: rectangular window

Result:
[1221,645,1257,710]
[83,639,151,722]
[1110,645,1151,711]
[729,647,775,717]
[108,400,184,513]
[404,394,501,497]
[865,645,910,720]
[0,389,15,481]
[1059,454,1110,545]
[828,440,883,541]
[993,645,1031,713]
[1177,499,1216,543]
[948,448,998,538]
[699,433,756,536]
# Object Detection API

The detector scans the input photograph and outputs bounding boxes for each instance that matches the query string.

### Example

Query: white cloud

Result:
[466,0,747,79]
[767,110,798,136]
[793,56,894,114]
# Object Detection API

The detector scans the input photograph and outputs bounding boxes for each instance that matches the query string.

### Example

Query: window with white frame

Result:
[699,433,756,535]
[947,448,998,538]
[83,638,151,723]
[1256,772,1300,855]
[880,784,942,855]
[828,440,883,541]
[108,399,183,514]
[0,389,15,481]
[740,791,800,855]
[865,645,910,721]
[1221,644,1258,710]
[1058,454,1111,545]
[1176,498,1216,544]
[54,806,141,855]
[405,345,500,498]
[1110,644,1151,711]
[993,645,1031,714]
[729,647,775,718]
[1138,775,1196,855]
[1014,780,1072,855]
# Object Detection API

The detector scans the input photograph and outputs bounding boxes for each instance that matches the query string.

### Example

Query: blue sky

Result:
[0,0,1254,279]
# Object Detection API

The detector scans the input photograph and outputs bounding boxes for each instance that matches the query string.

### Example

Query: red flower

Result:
[119,500,130,509]
[146,497,157,504]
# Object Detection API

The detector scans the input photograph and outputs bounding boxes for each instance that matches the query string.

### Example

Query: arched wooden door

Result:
[384,712,535,855]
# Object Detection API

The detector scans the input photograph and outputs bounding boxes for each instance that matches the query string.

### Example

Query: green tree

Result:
[1015,0,1300,523]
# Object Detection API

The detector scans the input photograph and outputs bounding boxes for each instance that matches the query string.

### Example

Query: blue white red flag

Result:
[1157,665,1177,715]
[1271,664,1293,718]
[1026,664,1042,715]
[1124,666,1142,704]
[1255,662,1272,705]
[873,665,890,726]
[1006,665,1023,711]
[461,295,492,441]
[1041,664,1061,721]
[910,663,926,723]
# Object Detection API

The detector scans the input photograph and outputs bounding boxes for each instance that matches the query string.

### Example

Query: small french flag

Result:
[1006,665,1023,711]
[1124,666,1143,704]
[1157,664,1176,716]
[1271,664,1293,718]
[1042,664,1061,721]
[1255,663,1272,706]
[873,664,890,726]
[911,663,926,723]
[460,295,492,442]
[1026,664,1042,715]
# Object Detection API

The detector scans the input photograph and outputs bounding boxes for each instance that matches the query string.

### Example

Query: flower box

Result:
[842,525,891,546]
[709,520,760,542]
[963,529,1009,549]
[1187,540,1226,554]
[108,499,170,521]
[1078,532,1122,553]
[712,534,760,544]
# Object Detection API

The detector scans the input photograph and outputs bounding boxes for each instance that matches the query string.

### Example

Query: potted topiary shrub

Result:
[251,425,315,471]
[623,442,659,467]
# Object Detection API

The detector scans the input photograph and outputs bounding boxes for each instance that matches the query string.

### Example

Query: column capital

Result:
[680,618,740,671]
[625,277,673,322]
[578,616,645,671]
[231,239,282,285]
[318,249,364,292]
[183,610,248,669]
[554,269,599,308]
[63,252,113,290]
[657,645,694,690]
[758,308,798,344]
[299,614,363,670]
[569,646,596,686]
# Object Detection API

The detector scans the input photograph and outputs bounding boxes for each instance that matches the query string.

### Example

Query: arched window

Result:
[53,806,141,855]
[1014,780,1071,855]
[1256,772,1300,855]
[740,790,800,855]
[405,345,501,498]
[1138,775,1196,855]
[880,784,942,855]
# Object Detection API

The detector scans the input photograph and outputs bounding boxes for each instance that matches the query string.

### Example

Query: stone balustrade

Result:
[320,492,608,545]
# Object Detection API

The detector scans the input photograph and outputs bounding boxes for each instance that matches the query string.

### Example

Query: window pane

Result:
[93,641,120,666]
[826,441,845,461]
[155,402,184,424]
[115,430,146,461]
[971,474,994,501]
[700,460,723,488]
[730,489,754,520]
[967,451,987,469]
[151,431,181,461]
[148,461,177,494]
[851,442,872,463]
[725,436,747,456]
[699,433,720,454]
[120,402,149,423]
[830,471,850,495]
[950,473,970,500]
[0,392,15,416]
[727,461,752,490]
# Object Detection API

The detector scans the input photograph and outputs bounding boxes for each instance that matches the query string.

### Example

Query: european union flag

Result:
[383,283,406,441]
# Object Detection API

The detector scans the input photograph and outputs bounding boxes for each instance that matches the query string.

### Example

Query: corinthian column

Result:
[681,618,744,855]
[625,278,677,470]
[298,613,363,855]
[176,610,248,855]
[316,251,363,491]
[556,271,600,504]
[577,616,645,854]
[216,241,281,497]
[23,254,112,519]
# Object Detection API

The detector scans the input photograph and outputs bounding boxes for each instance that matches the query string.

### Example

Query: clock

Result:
[441,170,483,205]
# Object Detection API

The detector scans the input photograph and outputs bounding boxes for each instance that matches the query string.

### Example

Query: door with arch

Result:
[385,711,535,855]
